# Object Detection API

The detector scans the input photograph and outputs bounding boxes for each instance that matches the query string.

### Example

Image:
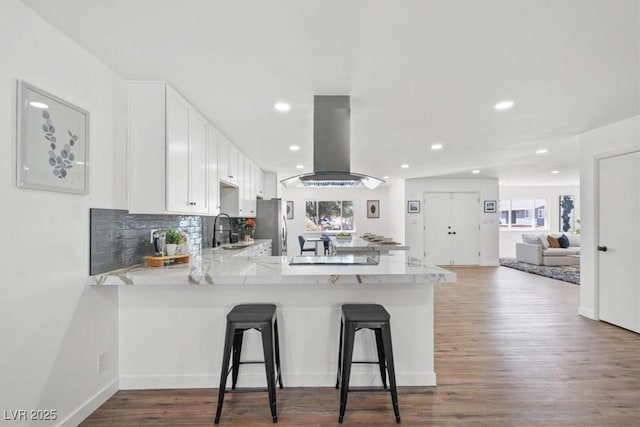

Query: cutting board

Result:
[144,254,190,267]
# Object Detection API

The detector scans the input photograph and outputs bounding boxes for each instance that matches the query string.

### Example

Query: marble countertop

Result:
[209,239,271,255]
[330,236,409,252]
[88,248,455,286]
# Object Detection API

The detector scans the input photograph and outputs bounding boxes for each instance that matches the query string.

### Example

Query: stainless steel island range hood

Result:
[281,96,384,189]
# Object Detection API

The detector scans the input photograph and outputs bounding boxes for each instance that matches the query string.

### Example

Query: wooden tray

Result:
[144,254,190,267]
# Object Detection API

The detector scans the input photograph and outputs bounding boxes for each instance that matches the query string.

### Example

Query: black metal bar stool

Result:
[215,304,283,424]
[335,303,400,424]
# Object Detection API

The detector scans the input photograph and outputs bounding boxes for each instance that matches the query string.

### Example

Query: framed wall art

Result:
[484,200,497,213]
[367,200,380,218]
[286,201,294,219]
[559,195,575,232]
[17,80,89,194]
[407,200,420,213]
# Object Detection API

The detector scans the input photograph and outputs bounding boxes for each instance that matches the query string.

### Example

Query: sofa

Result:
[515,233,580,266]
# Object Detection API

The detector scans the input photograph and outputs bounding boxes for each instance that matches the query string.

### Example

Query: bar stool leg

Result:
[335,319,344,389]
[374,328,388,389]
[215,322,235,424]
[381,323,400,423]
[338,323,355,424]
[260,324,278,423]
[273,318,283,389]
[231,329,244,389]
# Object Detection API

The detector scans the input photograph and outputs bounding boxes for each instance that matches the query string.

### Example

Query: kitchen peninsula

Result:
[90,249,455,390]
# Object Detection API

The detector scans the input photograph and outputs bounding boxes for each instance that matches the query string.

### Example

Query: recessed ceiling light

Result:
[472,170,480,174]
[29,101,48,109]
[383,176,390,180]
[551,170,560,174]
[400,164,409,168]
[274,102,291,112]
[494,100,514,111]
[296,164,304,169]
[431,143,443,150]
[289,145,300,151]
[536,149,548,154]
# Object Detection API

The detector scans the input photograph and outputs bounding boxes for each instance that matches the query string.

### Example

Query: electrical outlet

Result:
[150,229,160,243]
[97,352,106,373]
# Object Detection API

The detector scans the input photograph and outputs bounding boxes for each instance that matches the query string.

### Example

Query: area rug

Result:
[499,258,580,285]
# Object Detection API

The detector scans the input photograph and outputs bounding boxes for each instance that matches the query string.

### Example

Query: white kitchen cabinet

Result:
[128,81,208,215]
[237,151,245,213]
[217,135,230,187]
[207,124,220,215]
[186,107,208,213]
[238,157,257,217]
[227,142,239,186]
[256,167,265,199]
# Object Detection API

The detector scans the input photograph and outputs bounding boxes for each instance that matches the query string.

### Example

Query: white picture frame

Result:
[17,80,89,194]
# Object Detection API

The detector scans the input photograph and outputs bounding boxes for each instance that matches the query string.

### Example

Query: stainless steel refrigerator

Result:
[254,198,287,256]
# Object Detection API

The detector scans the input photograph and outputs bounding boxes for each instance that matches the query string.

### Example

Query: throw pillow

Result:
[539,234,550,249]
[548,235,561,248]
[558,234,570,248]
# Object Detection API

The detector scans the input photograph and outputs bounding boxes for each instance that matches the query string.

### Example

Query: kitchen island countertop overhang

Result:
[94,249,456,390]
[88,249,456,286]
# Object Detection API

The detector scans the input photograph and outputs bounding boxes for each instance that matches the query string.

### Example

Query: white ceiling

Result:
[24,0,639,186]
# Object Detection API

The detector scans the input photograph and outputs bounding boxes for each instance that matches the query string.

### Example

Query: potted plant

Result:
[165,229,185,256]
[242,218,256,242]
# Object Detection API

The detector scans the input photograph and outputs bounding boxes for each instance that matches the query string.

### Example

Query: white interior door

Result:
[424,192,480,266]
[424,193,452,265]
[598,151,640,333]
[451,193,480,265]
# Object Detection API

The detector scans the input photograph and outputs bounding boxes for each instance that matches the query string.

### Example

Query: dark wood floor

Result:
[81,267,640,426]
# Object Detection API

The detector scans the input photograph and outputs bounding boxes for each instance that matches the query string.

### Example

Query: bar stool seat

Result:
[215,304,283,424]
[336,303,400,424]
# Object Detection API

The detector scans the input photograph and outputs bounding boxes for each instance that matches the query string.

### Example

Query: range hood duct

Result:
[281,96,384,189]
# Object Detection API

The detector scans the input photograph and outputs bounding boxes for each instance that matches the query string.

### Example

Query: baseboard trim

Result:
[119,371,437,390]
[480,261,500,267]
[579,307,596,320]
[58,378,119,427]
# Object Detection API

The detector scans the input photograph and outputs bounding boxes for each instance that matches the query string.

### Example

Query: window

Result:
[499,199,547,230]
[305,200,354,232]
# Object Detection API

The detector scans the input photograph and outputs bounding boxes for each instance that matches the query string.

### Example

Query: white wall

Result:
[579,115,639,319]
[386,179,406,246]
[499,185,580,258]
[405,177,500,266]
[0,2,125,425]
[281,185,405,255]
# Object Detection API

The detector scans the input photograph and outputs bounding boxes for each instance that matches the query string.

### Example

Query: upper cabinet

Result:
[256,167,265,199]
[226,142,239,186]
[207,123,220,215]
[165,87,208,214]
[128,82,208,215]
[128,81,264,217]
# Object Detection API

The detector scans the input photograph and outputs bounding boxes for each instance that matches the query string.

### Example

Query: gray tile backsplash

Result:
[90,208,208,275]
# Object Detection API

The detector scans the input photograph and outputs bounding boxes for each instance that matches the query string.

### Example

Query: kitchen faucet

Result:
[212,213,232,247]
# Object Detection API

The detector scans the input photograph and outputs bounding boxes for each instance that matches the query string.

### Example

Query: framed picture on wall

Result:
[286,201,294,219]
[407,200,420,213]
[367,200,380,218]
[484,200,497,213]
[17,80,90,194]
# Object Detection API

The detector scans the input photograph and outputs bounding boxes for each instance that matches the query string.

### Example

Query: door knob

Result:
[452,232,457,235]
[597,246,608,252]
[448,232,452,235]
